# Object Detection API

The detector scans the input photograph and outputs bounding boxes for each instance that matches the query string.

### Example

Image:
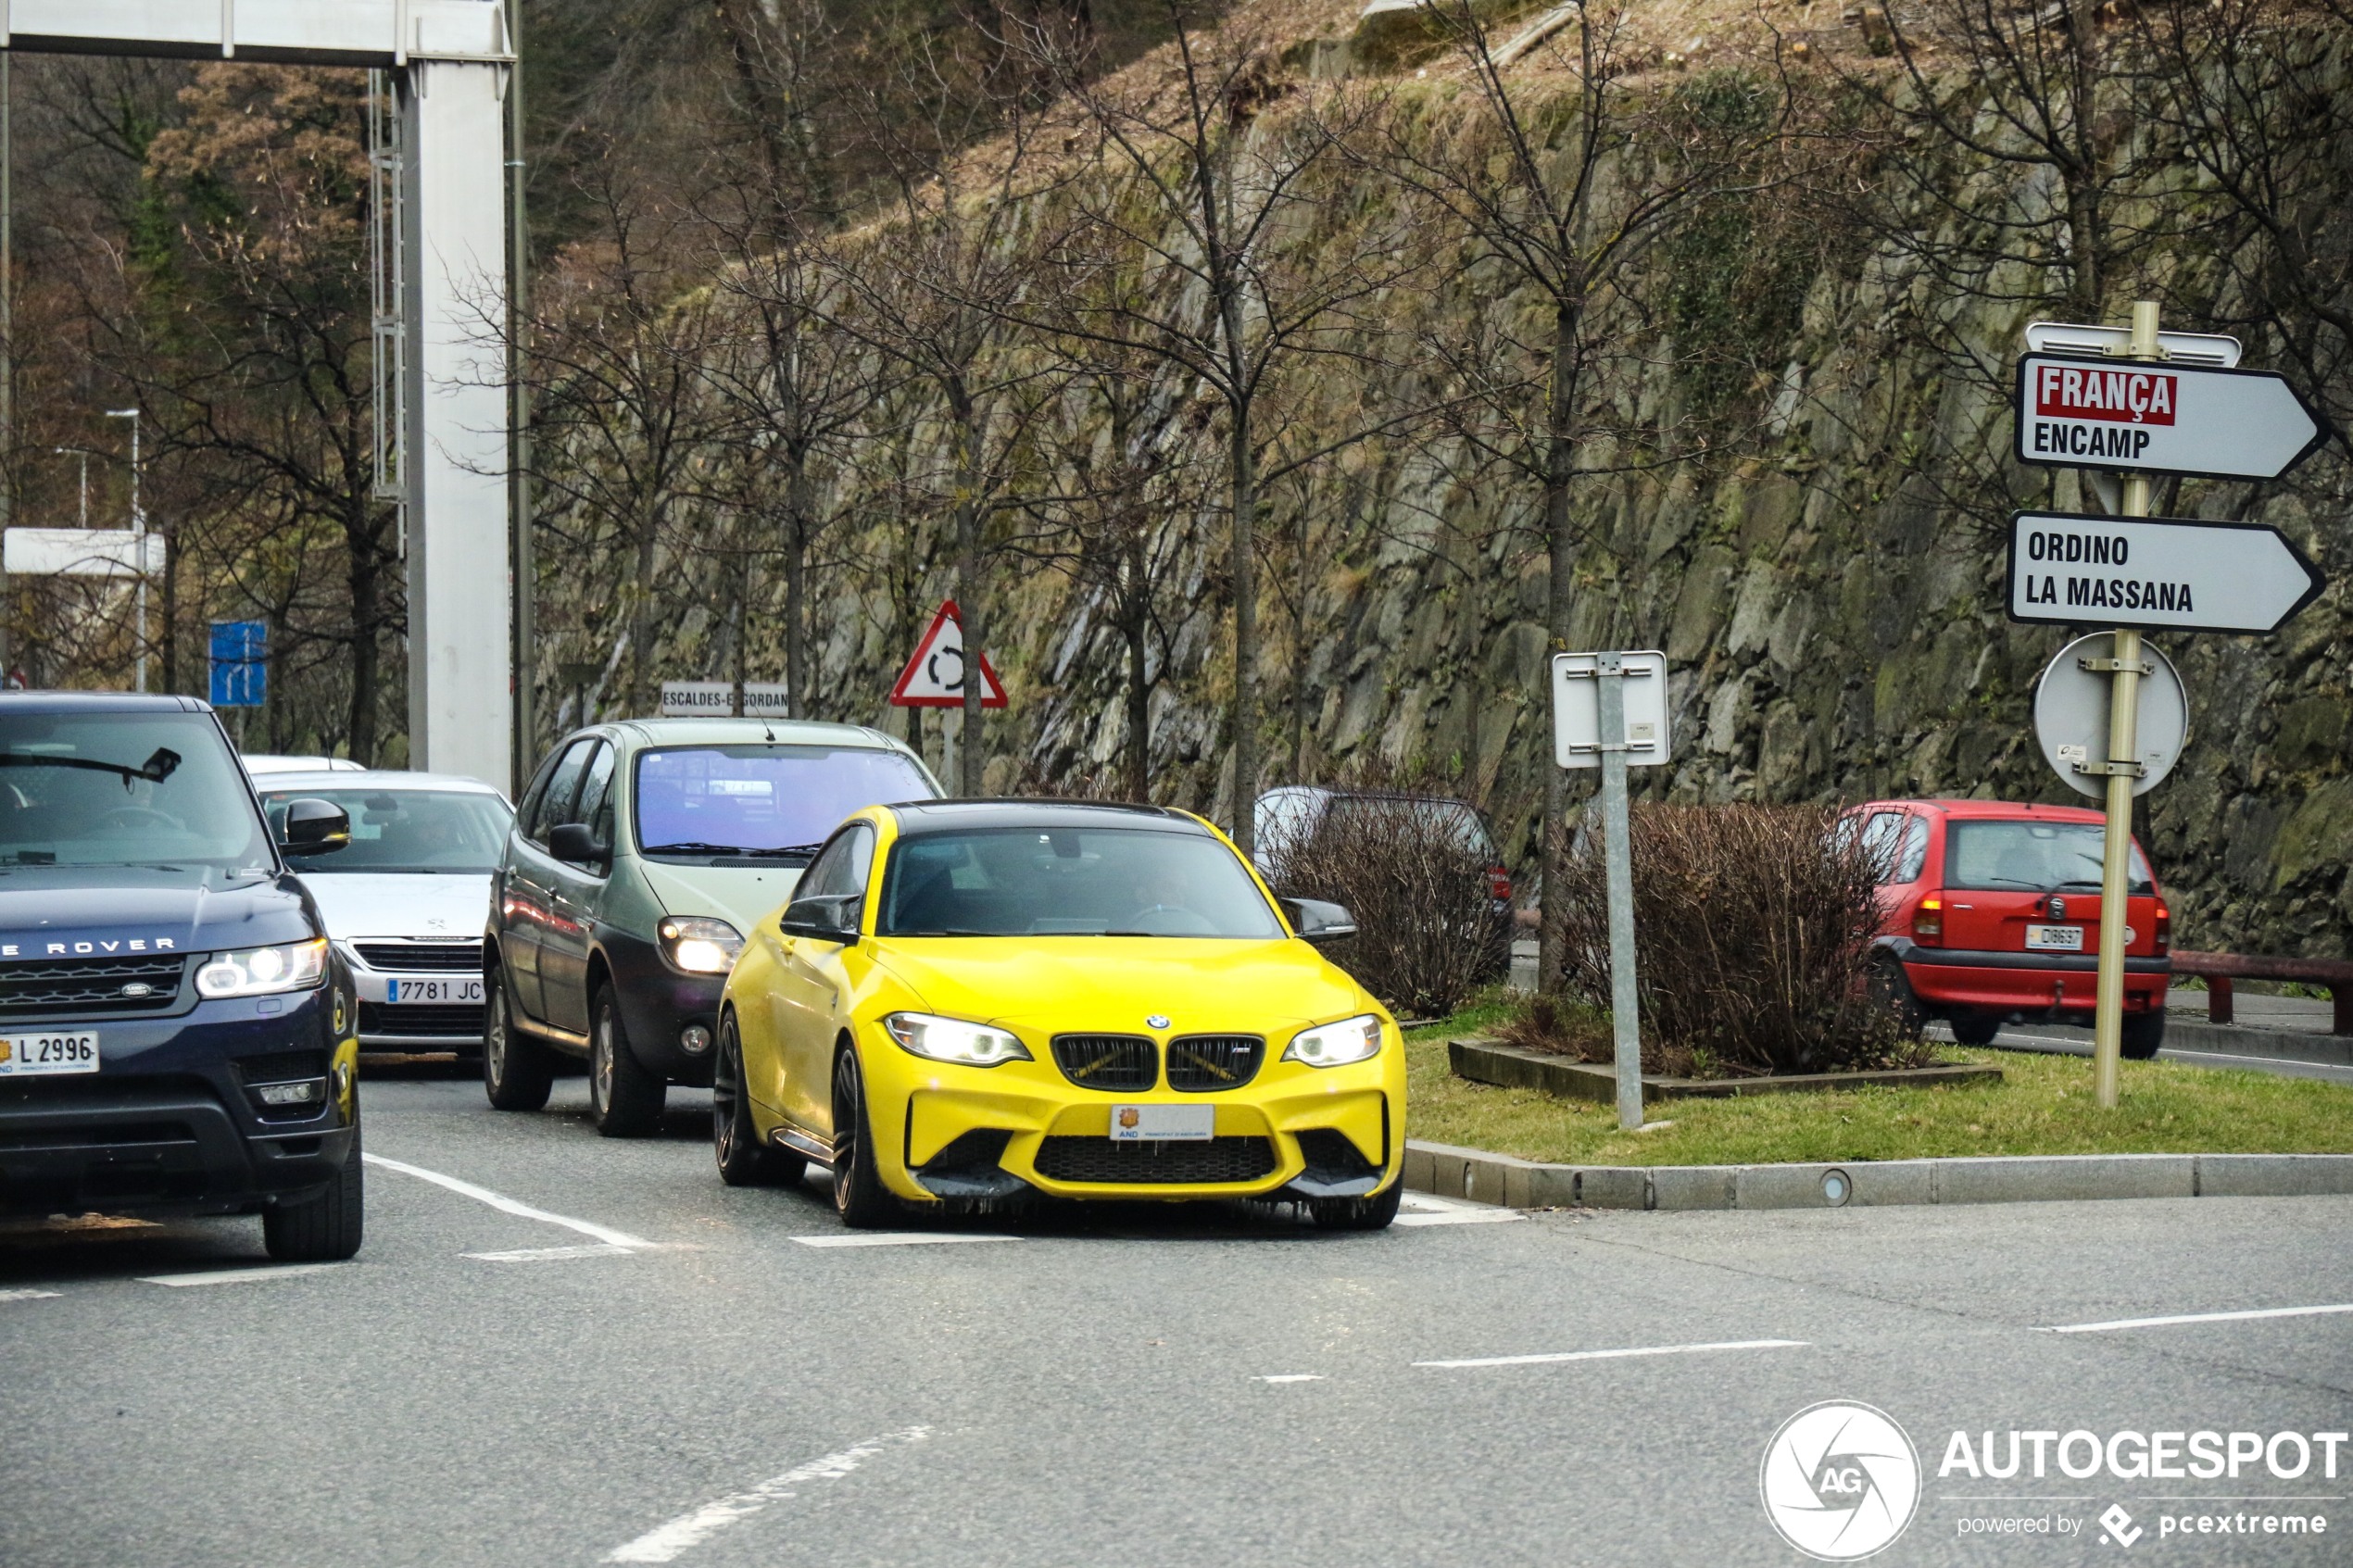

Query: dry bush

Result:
[1269,793,1508,1018]
[1554,803,1925,1077]
[1496,993,1615,1061]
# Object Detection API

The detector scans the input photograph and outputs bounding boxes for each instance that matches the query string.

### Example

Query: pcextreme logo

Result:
[1760,1400,1923,1561]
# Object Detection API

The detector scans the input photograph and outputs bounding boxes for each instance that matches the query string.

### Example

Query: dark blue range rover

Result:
[0,693,366,1260]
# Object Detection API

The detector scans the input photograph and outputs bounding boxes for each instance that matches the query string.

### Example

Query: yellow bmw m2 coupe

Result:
[711,800,1404,1230]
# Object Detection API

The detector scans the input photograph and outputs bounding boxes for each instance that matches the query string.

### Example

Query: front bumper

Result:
[601,930,722,1087]
[0,989,358,1217]
[851,1023,1404,1205]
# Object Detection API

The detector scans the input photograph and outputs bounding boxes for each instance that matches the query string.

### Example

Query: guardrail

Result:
[2171,949,2353,1036]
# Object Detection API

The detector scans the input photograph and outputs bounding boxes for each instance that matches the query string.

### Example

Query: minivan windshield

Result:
[0,709,271,871]
[635,746,936,859]
[877,826,1285,938]
[1945,820,2152,896]
[263,788,511,873]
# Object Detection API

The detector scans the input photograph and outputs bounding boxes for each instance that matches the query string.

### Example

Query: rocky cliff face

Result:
[547,42,2353,960]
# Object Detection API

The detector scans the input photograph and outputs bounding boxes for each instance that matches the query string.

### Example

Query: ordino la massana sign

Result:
[2004,513,2325,636]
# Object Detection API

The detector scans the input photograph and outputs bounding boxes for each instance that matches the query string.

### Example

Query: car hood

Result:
[296,872,493,941]
[636,859,803,935]
[0,863,314,958]
[868,936,1372,1036]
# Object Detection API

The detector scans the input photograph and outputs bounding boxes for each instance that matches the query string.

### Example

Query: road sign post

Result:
[1553,650,1670,1131]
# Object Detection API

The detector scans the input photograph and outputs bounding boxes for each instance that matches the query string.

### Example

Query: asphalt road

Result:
[4,1070,2349,1568]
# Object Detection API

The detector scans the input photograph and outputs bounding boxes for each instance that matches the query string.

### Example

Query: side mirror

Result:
[547,822,610,867]
[780,893,861,945]
[1282,897,1357,945]
[277,798,351,855]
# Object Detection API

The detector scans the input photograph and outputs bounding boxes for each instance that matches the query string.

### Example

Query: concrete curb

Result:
[1402,1139,2353,1211]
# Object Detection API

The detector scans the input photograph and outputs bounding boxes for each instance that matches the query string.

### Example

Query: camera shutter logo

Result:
[1759,1400,1921,1561]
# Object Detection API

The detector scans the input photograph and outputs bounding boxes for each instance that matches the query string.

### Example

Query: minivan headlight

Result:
[884,1012,1031,1067]
[659,917,742,974]
[1283,1013,1384,1068]
[196,939,330,998]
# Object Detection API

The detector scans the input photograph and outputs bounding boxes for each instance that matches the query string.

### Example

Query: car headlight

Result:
[1283,1013,1385,1068]
[884,1011,1031,1067]
[659,917,742,974]
[196,938,330,999]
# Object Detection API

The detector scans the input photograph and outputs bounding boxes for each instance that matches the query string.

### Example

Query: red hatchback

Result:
[1849,799,2171,1057]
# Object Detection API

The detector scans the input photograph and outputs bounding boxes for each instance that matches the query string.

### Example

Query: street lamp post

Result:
[103,408,144,692]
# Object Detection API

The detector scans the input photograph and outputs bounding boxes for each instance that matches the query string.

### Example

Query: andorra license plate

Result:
[386,976,484,1004]
[2024,924,2084,952]
[1109,1104,1214,1142]
[0,1031,99,1076]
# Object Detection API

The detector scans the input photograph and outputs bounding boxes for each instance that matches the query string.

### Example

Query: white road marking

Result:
[606,1426,930,1563]
[139,1264,336,1288]
[1415,1337,1810,1370]
[2039,1302,2353,1335]
[788,1232,1021,1248]
[464,1243,640,1262]
[362,1152,656,1250]
[1394,1192,1523,1226]
[0,1287,63,1301]
[1256,1374,1323,1383]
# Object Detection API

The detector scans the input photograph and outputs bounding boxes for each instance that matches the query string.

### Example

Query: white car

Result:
[242,754,368,775]
[255,770,513,1054]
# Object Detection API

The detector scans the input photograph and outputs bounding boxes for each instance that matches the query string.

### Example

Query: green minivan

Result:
[482,719,940,1135]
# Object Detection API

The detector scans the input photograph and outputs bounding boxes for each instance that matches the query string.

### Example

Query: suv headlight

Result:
[1283,1013,1384,1068]
[196,938,330,999]
[659,917,742,974]
[884,1011,1031,1067]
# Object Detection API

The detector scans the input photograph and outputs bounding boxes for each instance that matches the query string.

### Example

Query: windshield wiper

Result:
[0,746,181,791]
[640,841,745,856]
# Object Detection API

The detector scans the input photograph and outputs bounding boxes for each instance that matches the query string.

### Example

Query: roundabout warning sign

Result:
[889,599,1006,709]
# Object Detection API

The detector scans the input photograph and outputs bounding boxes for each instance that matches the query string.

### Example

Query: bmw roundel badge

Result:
[1145,1013,1171,1030]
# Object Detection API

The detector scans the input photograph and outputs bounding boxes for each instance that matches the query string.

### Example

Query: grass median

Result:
[1403,1000,2353,1168]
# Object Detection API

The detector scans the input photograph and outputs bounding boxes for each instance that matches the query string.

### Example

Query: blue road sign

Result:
[209,621,267,708]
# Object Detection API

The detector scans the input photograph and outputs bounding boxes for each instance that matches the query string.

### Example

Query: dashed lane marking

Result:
[1256,1374,1324,1383]
[362,1152,658,1250]
[0,1287,63,1302]
[606,1426,931,1563]
[1394,1192,1523,1227]
[139,1264,337,1288]
[1414,1337,1810,1370]
[789,1232,1022,1248]
[2039,1302,2353,1335]
[464,1243,641,1262]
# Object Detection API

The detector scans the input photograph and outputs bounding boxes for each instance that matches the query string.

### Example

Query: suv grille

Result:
[1051,1034,1157,1091]
[1034,1136,1277,1185]
[0,953,186,1021]
[1164,1035,1264,1092]
[358,1001,484,1040]
[354,941,483,972]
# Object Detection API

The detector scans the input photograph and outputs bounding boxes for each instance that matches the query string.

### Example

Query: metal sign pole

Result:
[2091,301,2159,1108]
[1596,651,1643,1130]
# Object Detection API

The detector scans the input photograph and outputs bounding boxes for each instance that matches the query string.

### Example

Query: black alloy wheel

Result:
[1948,1010,2003,1047]
[589,986,665,1138]
[1870,957,1925,1040]
[263,1115,366,1261]
[714,1012,804,1188]
[2120,1008,2166,1060]
[829,1047,899,1228]
[482,968,554,1111]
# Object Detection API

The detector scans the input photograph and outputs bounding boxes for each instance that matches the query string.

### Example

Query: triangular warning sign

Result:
[889,599,1006,709]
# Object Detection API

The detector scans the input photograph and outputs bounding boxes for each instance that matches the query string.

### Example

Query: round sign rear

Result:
[2032,633,2189,798]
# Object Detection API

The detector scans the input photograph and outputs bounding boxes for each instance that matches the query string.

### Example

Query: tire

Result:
[1310,1181,1403,1232]
[482,967,554,1112]
[264,1118,365,1261]
[1870,957,1925,1040]
[2120,1008,2166,1060]
[1948,1010,2003,1047]
[714,1012,804,1188]
[589,985,666,1138]
[829,1047,900,1228]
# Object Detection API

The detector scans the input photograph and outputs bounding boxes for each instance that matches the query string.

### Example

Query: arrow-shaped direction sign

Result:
[2006,512,2325,634]
[2014,354,2323,482]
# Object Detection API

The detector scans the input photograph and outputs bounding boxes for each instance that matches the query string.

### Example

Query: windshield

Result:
[1945,820,2152,896]
[635,745,936,858]
[262,788,511,873]
[0,709,271,870]
[875,826,1285,938]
